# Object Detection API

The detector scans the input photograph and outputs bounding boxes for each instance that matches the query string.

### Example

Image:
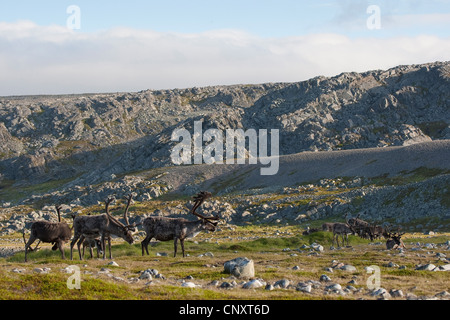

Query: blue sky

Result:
[0,0,449,95]
[1,0,449,37]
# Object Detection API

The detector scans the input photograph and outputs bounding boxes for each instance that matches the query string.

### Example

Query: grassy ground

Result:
[1,225,449,300]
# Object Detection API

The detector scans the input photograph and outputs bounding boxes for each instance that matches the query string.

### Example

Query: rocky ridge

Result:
[0,61,449,189]
[0,62,449,231]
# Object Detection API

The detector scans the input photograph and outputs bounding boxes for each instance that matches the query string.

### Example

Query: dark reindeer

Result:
[385,226,406,250]
[331,222,354,247]
[70,195,135,260]
[23,205,72,262]
[141,191,219,257]
[79,237,103,259]
[346,213,370,238]
[322,222,335,232]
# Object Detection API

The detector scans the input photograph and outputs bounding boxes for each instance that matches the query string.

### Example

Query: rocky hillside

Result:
[1,61,449,188]
[0,62,449,214]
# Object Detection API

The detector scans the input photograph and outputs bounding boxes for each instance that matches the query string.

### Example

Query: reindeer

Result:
[23,205,72,262]
[332,222,355,247]
[346,213,370,238]
[70,195,135,260]
[385,226,406,250]
[141,191,219,257]
[303,226,320,235]
[322,222,335,232]
[79,237,103,259]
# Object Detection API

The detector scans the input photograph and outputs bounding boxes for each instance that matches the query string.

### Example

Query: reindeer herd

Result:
[317,213,406,250]
[22,191,405,263]
[22,191,219,262]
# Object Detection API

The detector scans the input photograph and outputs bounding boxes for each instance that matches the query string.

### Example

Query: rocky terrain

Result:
[1,61,449,185]
[0,61,449,233]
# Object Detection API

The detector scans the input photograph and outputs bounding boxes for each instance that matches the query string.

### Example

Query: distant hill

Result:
[0,61,449,202]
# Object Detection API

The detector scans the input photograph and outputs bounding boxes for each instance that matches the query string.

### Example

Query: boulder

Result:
[224,257,255,278]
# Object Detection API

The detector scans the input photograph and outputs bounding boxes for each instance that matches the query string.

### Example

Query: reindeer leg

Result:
[180,239,185,258]
[108,236,112,259]
[24,234,36,262]
[101,234,107,260]
[174,237,178,257]
[70,234,80,260]
[77,235,84,260]
[58,241,65,260]
[141,234,151,256]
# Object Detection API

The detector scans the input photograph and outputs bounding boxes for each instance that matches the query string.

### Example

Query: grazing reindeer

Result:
[70,195,135,260]
[322,222,335,232]
[23,205,72,262]
[365,224,389,241]
[303,226,320,235]
[141,191,219,257]
[332,222,354,247]
[346,213,370,238]
[79,237,103,259]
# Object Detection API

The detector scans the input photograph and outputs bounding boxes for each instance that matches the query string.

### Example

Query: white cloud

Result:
[0,21,449,96]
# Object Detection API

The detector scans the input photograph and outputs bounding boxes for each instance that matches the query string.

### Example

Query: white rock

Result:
[274,279,290,289]
[437,264,450,271]
[340,265,357,272]
[224,257,255,278]
[242,279,264,289]
[320,274,332,282]
[415,263,437,271]
[181,282,198,288]
[372,288,391,299]
[297,284,312,293]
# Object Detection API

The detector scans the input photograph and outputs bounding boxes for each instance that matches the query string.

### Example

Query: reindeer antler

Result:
[55,205,63,222]
[190,191,219,221]
[123,194,133,226]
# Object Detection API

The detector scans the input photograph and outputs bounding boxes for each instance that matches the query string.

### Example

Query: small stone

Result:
[220,282,233,289]
[340,265,357,272]
[390,289,404,298]
[181,282,197,288]
[415,263,437,271]
[274,279,290,289]
[242,279,264,289]
[156,252,168,257]
[296,283,312,293]
[371,288,391,299]
[386,262,399,268]
[320,274,331,282]
[435,291,450,297]
[325,283,342,291]
[265,284,274,291]
[139,271,153,280]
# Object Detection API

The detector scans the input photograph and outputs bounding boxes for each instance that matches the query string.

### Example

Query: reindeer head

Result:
[104,197,135,244]
[190,191,219,232]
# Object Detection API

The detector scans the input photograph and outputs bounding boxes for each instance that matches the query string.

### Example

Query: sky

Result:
[0,0,449,96]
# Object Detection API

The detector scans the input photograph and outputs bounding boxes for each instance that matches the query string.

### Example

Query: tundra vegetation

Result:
[1,195,449,300]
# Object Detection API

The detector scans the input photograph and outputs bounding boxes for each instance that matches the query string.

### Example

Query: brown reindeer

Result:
[70,195,135,260]
[141,191,219,257]
[332,222,355,247]
[385,226,406,250]
[23,205,72,262]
